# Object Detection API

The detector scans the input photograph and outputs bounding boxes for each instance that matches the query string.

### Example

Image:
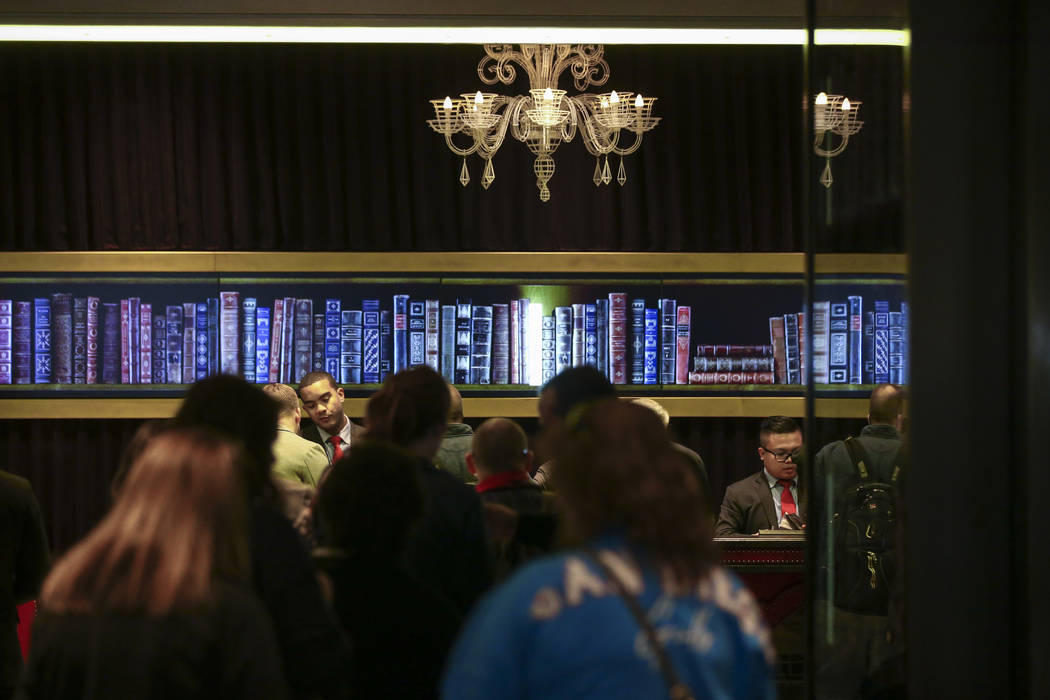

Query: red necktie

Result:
[328,435,344,463]
[778,479,797,516]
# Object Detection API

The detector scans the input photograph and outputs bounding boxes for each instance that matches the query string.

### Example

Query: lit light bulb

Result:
[474,91,484,105]
[600,97,609,108]
[443,96,453,110]
[543,87,553,102]
[841,97,851,111]
[634,94,643,107]
[610,90,620,104]
[815,92,828,105]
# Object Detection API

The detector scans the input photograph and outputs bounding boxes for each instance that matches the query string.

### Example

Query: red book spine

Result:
[769,317,787,384]
[695,344,773,357]
[219,291,241,376]
[269,299,284,383]
[675,305,691,385]
[608,293,628,384]
[139,304,152,384]
[688,371,776,384]
[120,299,131,384]
[509,300,520,384]
[86,297,99,384]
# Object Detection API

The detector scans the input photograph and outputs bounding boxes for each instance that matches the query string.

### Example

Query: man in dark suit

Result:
[0,471,50,700]
[298,371,366,465]
[715,415,805,536]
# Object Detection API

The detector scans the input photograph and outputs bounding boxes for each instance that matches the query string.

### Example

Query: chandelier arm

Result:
[443,132,482,158]
[611,130,644,157]
[479,44,521,86]
[813,132,850,158]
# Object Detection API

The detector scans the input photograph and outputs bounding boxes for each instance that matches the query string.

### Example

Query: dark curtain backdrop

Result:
[1,43,901,252]
[0,41,899,552]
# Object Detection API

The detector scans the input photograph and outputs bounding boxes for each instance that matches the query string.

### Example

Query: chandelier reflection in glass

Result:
[427,44,660,202]
[813,92,863,188]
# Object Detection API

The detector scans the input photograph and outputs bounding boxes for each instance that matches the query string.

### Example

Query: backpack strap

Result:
[843,436,871,481]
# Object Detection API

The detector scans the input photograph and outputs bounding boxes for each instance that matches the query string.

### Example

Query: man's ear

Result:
[522,450,534,474]
[465,452,477,476]
[336,386,345,401]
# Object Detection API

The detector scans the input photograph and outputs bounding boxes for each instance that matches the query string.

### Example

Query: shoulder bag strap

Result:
[843,436,871,481]
[582,547,696,700]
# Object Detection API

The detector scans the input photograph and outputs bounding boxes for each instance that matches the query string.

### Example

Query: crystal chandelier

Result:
[427,44,660,202]
[813,91,863,188]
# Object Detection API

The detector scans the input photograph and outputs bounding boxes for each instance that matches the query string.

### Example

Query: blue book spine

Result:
[440,305,456,384]
[206,298,219,378]
[379,310,392,382]
[33,298,52,383]
[312,313,324,373]
[873,301,890,384]
[166,306,183,385]
[362,299,381,384]
[492,303,510,385]
[630,299,645,385]
[595,298,608,378]
[470,305,493,384]
[584,303,598,367]
[455,300,471,384]
[900,301,909,384]
[541,314,556,384]
[408,300,426,367]
[241,298,257,383]
[828,301,849,384]
[554,306,572,376]
[863,310,876,384]
[783,313,800,384]
[324,299,341,378]
[341,310,362,385]
[254,308,271,383]
[195,302,209,380]
[72,297,87,384]
[847,295,863,385]
[152,316,167,384]
[658,298,677,384]
[643,308,658,385]
[100,303,119,385]
[888,311,904,384]
[393,294,409,373]
[0,299,12,385]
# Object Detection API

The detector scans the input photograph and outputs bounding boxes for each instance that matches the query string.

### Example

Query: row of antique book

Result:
[0,293,908,386]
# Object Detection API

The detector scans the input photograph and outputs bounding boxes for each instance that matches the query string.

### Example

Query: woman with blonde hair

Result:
[18,428,288,700]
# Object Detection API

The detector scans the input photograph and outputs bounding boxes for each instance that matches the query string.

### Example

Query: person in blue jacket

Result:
[442,398,776,700]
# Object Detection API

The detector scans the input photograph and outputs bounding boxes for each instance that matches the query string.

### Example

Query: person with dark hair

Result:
[443,400,775,699]
[0,470,49,700]
[18,429,288,700]
[533,366,617,489]
[433,384,475,484]
[715,415,806,536]
[316,442,460,700]
[298,372,366,464]
[173,375,352,700]
[363,365,491,615]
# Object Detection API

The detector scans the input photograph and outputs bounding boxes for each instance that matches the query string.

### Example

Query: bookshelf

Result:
[0,252,905,419]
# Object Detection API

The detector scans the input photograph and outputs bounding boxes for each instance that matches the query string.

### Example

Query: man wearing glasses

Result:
[716,415,805,536]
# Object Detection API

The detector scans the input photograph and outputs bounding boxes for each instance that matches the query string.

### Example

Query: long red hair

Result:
[41,428,251,615]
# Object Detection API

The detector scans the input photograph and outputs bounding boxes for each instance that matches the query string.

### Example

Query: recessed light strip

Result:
[0,25,908,46]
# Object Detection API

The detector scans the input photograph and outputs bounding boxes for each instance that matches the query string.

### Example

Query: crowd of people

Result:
[1,363,908,699]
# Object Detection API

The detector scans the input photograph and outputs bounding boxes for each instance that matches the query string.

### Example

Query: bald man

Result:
[433,383,476,484]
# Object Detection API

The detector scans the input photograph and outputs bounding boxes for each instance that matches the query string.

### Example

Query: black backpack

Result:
[832,437,902,614]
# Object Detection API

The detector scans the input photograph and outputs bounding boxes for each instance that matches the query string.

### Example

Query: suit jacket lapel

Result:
[754,472,777,529]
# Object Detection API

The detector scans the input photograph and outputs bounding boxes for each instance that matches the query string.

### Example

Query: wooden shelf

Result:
[0,251,906,275]
[0,396,869,420]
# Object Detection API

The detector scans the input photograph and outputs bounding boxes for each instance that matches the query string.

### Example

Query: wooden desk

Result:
[717,535,805,627]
